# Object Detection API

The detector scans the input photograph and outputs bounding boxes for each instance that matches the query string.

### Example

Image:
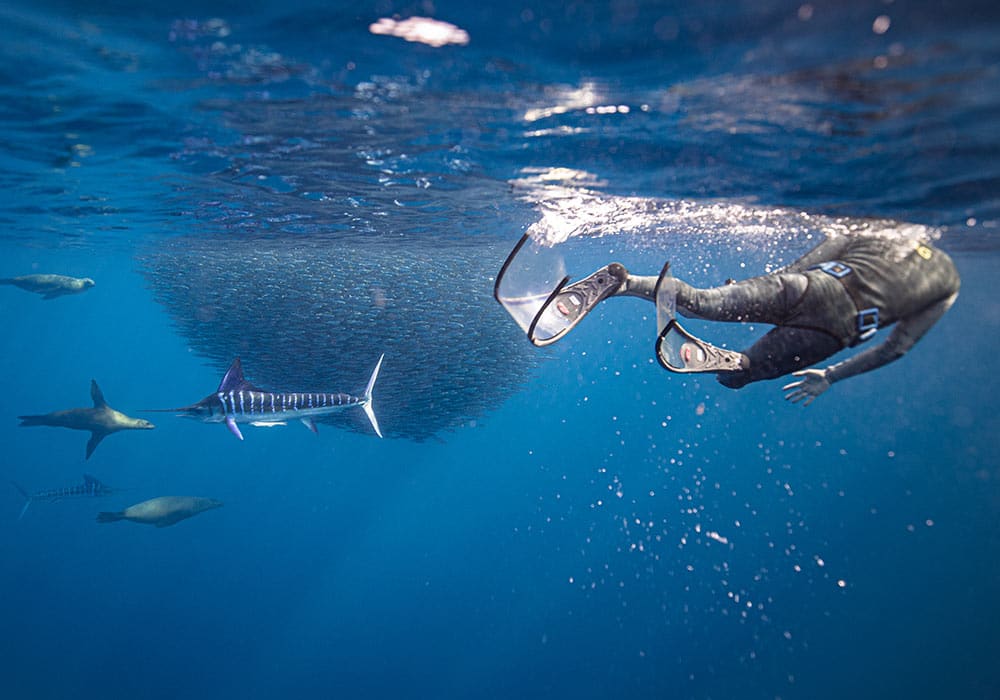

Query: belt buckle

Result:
[857,307,879,341]
[813,261,852,278]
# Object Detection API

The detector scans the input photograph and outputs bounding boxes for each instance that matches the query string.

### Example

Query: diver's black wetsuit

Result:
[664,233,960,387]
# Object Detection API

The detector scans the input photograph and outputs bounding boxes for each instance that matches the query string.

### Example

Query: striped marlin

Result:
[160,354,384,440]
[11,473,116,520]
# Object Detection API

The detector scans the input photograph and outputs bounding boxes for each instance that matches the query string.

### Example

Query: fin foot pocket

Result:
[656,320,747,374]
[527,264,627,346]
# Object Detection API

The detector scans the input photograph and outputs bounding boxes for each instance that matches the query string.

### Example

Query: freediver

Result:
[497,227,959,405]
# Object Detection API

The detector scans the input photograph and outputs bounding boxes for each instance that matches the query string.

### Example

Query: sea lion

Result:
[0,274,95,299]
[96,496,223,527]
[18,380,155,459]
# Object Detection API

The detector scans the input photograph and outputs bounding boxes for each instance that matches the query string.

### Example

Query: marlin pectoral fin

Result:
[301,417,318,434]
[250,420,287,428]
[225,416,244,441]
[85,431,107,460]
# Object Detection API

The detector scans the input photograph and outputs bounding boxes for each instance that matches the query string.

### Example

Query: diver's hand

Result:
[782,369,830,406]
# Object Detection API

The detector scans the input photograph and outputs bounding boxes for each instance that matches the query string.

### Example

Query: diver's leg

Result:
[619,271,808,325]
[676,274,809,324]
[718,326,842,388]
[618,274,658,301]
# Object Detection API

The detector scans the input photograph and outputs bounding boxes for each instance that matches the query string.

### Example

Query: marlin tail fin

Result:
[362,354,384,439]
[11,481,31,520]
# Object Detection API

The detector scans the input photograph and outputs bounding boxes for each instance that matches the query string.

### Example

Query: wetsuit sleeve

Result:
[825,292,958,383]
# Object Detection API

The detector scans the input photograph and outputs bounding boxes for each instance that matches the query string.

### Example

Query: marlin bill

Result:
[11,473,117,520]
[154,355,384,440]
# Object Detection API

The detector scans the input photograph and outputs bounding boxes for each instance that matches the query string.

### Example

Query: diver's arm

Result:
[784,292,958,404]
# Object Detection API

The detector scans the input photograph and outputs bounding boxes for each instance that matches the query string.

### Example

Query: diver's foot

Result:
[552,263,628,320]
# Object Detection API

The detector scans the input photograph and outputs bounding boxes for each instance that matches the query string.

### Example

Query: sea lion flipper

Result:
[90,380,107,409]
[85,431,107,460]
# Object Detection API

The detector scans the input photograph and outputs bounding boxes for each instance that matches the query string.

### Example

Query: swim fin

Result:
[527,263,627,346]
[655,319,747,374]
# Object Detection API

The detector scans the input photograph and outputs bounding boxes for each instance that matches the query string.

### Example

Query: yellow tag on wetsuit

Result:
[916,244,933,260]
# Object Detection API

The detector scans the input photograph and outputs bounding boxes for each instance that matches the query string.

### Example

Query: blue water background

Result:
[1,1,999,699]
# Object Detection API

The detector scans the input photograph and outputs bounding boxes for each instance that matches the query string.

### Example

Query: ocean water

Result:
[1,1,998,699]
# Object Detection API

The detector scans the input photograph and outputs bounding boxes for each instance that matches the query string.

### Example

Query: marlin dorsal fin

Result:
[90,380,108,409]
[217,358,265,393]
